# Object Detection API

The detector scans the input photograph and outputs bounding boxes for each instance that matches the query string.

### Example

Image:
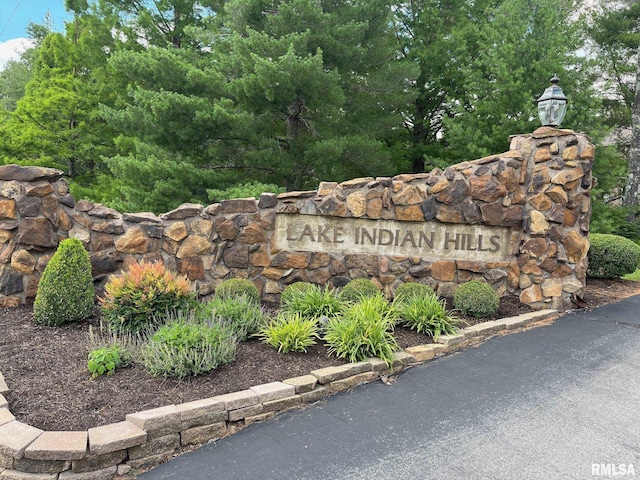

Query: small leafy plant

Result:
[213,278,260,305]
[397,293,459,339]
[141,313,236,378]
[280,283,343,321]
[258,312,318,353]
[87,345,125,378]
[100,261,195,333]
[324,294,399,366]
[339,278,381,303]
[34,238,95,326]
[453,281,500,318]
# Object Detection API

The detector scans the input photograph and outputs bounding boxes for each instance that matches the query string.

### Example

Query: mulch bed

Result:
[1,278,638,432]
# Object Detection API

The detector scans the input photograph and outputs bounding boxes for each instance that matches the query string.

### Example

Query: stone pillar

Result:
[511,127,593,311]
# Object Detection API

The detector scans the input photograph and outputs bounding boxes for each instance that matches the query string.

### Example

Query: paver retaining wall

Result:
[0,309,558,479]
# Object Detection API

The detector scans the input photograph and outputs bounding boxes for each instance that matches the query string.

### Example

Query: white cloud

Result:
[0,38,35,70]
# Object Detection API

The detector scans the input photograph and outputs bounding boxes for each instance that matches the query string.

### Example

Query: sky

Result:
[0,0,70,69]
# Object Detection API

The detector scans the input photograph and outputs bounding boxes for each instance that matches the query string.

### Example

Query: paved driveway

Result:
[139,296,640,480]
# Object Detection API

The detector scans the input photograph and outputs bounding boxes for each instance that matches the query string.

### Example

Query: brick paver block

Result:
[0,373,8,395]
[126,405,181,436]
[24,431,87,461]
[365,357,390,373]
[462,320,506,337]
[405,344,446,362]
[0,394,7,409]
[228,404,263,422]
[435,333,466,347]
[214,390,259,411]
[391,351,415,367]
[310,362,371,384]
[283,375,317,394]
[299,386,330,404]
[518,309,558,323]
[176,397,225,422]
[0,470,58,479]
[180,423,227,447]
[249,382,296,403]
[0,409,15,427]
[88,421,146,455]
[0,422,43,459]
[59,465,117,480]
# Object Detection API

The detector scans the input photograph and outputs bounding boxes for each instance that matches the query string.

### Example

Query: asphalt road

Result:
[139,295,640,480]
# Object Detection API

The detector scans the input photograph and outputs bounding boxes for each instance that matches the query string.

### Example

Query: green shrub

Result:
[200,296,264,341]
[258,312,318,353]
[453,281,500,318]
[587,233,640,279]
[393,283,436,303]
[280,282,316,307]
[100,261,195,333]
[397,294,459,339]
[339,278,380,303]
[34,238,95,326]
[213,278,260,305]
[324,294,399,366]
[87,345,125,378]
[280,283,343,320]
[141,314,236,378]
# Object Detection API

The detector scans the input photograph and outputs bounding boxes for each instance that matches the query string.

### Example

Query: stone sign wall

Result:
[0,127,594,311]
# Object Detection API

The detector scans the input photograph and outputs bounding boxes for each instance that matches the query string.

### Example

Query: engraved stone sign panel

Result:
[274,214,511,261]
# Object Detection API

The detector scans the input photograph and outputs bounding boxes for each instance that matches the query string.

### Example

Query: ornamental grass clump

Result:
[453,280,500,318]
[587,233,640,279]
[100,260,195,333]
[213,278,261,305]
[393,283,436,303]
[200,296,264,341]
[397,293,460,339]
[324,293,399,366]
[141,312,236,378]
[280,282,315,308]
[339,278,381,303]
[280,282,343,321]
[258,312,319,353]
[34,238,95,326]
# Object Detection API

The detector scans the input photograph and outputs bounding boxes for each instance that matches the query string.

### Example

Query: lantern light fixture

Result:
[537,74,568,127]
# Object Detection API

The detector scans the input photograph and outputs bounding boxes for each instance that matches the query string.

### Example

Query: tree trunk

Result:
[623,35,640,209]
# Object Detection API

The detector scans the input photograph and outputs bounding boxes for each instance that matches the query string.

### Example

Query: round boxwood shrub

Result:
[453,281,500,318]
[393,283,436,303]
[213,278,260,305]
[34,238,95,326]
[587,233,640,279]
[339,278,380,303]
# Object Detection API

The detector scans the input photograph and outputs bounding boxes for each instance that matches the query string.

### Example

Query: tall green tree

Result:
[585,0,640,232]
[443,0,600,159]
[99,0,414,212]
[0,4,119,182]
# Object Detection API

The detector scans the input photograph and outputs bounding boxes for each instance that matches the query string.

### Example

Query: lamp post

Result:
[537,75,568,127]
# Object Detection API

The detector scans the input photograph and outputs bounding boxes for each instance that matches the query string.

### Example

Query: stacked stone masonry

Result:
[0,310,557,479]
[0,127,593,311]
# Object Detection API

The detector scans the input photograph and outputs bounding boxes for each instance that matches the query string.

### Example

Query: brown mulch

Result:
[1,277,639,432]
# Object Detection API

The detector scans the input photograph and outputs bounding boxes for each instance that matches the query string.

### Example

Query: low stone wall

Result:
[0,310,557,479]
[0,127,593,311]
